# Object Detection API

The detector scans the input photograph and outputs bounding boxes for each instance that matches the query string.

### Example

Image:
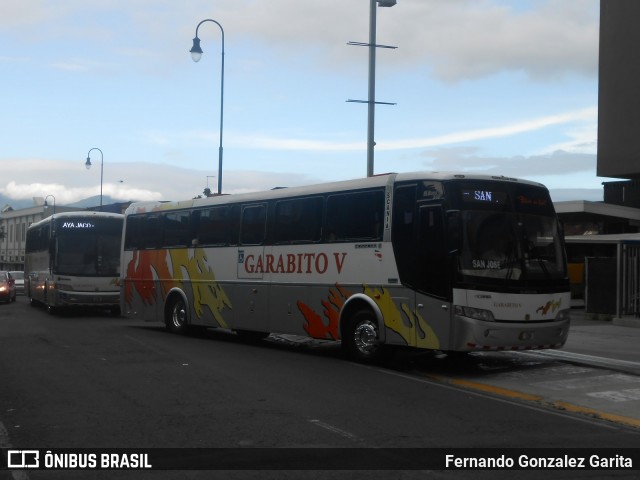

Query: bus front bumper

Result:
[451,315,570,352]
[57,290,120,307]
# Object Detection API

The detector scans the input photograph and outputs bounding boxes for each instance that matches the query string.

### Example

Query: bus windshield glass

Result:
[450,182,567,287]
[54,217,122,276]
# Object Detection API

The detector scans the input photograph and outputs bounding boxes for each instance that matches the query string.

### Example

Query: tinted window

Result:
[163,210,191,247]
[26,223,51,252]
[274,197,323,244]
[241,204,266,245]
[197,206,232,246]
[326,190,384,242]
[124,215,161,249]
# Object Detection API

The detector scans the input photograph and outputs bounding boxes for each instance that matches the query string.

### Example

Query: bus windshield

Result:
[54,217,122,276]
[450,182,567,287]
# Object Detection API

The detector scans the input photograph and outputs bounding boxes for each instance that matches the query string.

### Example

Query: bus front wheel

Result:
[342,309,384,363]
[166,295,188,334]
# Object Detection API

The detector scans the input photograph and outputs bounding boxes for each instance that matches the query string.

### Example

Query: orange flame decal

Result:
[298,283,352,340]
[125,248,231,328]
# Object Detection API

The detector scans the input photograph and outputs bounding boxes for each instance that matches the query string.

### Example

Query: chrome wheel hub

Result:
[172,303,186,328]
[353,320,378,354]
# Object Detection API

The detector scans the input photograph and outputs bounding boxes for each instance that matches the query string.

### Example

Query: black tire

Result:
[342,309,384,363]
[166,295,188,334]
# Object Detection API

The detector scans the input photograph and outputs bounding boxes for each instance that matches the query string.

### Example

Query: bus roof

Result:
[27,211,124,230]
[125,171,548,215]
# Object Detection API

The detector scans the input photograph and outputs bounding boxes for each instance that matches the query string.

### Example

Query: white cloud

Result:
[381,107,598,150]
[0,159,319,205]
[399,0,599,82]
[4,0,598,82]
[0,148,602,206]
[213,107,597,152]
[0,0,603,208]
[1,180,161,204]
[419,148,597,179]
[206,0,599,82]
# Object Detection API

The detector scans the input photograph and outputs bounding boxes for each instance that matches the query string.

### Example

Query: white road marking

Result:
[587,388,640,403]
[308,419,362,442]
[534,373,640,391]
[520,350,640,371]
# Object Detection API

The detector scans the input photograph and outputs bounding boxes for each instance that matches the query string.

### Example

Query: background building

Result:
[0,202,79,271]
[553,0,640,318]
[598,0,640,182]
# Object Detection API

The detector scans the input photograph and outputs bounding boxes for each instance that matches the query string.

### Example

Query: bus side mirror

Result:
[446,210,461,254]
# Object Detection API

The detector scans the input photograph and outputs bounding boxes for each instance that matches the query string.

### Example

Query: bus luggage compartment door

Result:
[234,247,268,332]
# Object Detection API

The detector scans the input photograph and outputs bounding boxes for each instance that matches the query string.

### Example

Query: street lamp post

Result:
[44,195,56,215]
[348,0,397,178]
[85,147,104,209]
[190,19,225,196]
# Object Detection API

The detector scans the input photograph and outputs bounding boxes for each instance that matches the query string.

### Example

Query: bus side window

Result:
[163,210,191,247]
[326,190,384,242]
[274,200,294,243]
[27,224,49,253]
[125,215,148,250]
[274,197,323,244]
[143,215,162,249]
[241,204,266,245]
[228,205,241,246]
[124,216,142,250]
[198,206,230,246]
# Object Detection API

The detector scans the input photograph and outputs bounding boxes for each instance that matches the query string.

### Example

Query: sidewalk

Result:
[564,309,640,365]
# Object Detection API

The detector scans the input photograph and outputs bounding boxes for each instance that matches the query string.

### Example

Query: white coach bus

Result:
[120,172,571,362]
[25,211,124,314]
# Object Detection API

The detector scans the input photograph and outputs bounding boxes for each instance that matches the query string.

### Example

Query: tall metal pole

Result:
[191,19,225,195]
[348,1,396,178]
[367,0,377,178]
[85,147,104,210]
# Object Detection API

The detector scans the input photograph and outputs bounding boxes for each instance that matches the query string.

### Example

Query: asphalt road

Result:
[0,296,639,479]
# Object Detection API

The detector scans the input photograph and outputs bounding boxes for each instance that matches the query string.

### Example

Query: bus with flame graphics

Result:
[120,172,570,362]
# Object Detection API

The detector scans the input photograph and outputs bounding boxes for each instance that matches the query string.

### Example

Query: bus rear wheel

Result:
[342,309,384,363]
[166,295,188,334]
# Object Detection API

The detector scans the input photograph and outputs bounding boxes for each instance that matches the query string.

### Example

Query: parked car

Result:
[0,271,16,303]
[9,271,24,295]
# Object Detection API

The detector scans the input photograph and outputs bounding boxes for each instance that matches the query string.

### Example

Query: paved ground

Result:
[455,309,640,429]
[564,309,640,364]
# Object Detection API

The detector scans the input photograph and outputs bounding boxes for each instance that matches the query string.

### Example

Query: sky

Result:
[0,0,613,207]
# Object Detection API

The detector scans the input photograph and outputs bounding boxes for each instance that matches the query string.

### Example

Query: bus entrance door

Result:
[412,205,451,350]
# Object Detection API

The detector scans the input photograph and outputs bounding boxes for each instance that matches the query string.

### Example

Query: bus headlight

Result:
[555,309,571,322]
[454,305,495,322]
